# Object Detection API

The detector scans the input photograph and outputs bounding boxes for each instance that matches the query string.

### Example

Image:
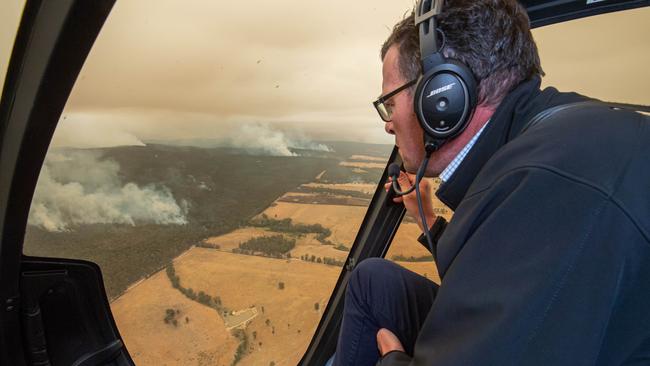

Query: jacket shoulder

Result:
[466,102,650,233]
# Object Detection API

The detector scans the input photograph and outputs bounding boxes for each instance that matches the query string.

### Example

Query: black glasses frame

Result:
[372,78,418,122]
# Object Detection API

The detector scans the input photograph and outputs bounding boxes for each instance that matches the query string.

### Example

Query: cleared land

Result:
[110,263,239,366]
[225,307,259,330]
[396,261,441,284]
[388,222,432,258]
[258,202,366,248]
[289,234,349,263]
[203,227,275,252]
[203,230,348,264]
[302,182,376,194]
[278,193,370,207]
[339,161,386,169]
[174,248,341,366]
[349,155,387,162]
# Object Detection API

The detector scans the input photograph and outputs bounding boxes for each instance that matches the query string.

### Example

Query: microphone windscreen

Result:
[387,163,401,177]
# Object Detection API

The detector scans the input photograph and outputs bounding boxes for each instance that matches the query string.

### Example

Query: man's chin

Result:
[402,161,419,174]
[397,149,421,173]
[405,159,441,177]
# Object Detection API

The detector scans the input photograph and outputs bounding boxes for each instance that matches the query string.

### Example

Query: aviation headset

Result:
[414,0,478,152]
[390,0,478,253]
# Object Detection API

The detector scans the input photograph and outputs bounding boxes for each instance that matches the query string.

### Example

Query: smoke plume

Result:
[222,123,332,156]
[53,112,333,157]
[28,150,188,232]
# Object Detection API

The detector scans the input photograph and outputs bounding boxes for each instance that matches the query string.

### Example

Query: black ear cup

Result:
[414,0,478,145]
[414,59,478,140]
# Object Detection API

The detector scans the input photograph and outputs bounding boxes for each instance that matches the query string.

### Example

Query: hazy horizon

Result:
[2,2,648,149]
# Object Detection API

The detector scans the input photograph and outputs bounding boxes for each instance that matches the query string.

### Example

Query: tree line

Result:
[300,254,345,267]
[249,215,334,245]
[166,264,230,316]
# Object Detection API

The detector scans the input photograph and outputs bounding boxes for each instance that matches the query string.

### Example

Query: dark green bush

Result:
[239,235,295,256]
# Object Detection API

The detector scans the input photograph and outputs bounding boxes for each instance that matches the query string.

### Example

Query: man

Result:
[333,1,650,365]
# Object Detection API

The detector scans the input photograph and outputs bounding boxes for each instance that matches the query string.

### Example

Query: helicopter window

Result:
[385,177,450,283]
[533,7,649,106]
[21,0,414,364]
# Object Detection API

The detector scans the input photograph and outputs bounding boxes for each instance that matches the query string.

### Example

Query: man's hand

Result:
[385,171,436,231]
[377,328,405,356]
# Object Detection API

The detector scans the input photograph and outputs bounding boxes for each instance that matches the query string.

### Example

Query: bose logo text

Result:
[426,83,456,98]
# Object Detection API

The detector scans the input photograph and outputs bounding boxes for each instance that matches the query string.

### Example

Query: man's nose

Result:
[384,121,395,135]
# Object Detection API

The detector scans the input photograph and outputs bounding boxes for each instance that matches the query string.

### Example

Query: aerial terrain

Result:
[23,141,452,366]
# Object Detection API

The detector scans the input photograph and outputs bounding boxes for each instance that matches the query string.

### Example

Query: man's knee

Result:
[352,257,395,279]
[348,258,401,296]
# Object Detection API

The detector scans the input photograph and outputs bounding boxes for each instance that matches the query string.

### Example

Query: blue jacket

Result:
[384,77,650,365]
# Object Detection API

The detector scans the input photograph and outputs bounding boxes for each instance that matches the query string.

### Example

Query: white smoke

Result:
[282,129,333,153]
[52,111,332,156]
[28,151,188,232]
[220,123,331,156]
[229,123,298,156]
[52,115,146,148]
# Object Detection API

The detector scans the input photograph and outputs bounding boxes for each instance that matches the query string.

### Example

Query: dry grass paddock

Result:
[349,155,387,162]
[258,202,367,248]
[110,261,238,366]
[302,182,376,194]
[339,161,386,169]
[174,248,341,366]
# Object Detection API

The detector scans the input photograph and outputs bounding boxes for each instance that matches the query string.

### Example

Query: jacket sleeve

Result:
[416,216,448,259]
[399,168,629,366]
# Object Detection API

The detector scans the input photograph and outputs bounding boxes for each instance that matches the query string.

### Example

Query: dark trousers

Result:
[333,258,439,366]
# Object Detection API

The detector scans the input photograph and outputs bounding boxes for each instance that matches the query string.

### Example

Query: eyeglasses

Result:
[372,78,417,122]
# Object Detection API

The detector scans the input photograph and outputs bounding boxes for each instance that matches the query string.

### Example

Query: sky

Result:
[53,0,417,147]
[0,1,24,92]
[1,1,649,148]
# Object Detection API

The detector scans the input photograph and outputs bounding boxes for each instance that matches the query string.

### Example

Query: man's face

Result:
[381,45,425,173]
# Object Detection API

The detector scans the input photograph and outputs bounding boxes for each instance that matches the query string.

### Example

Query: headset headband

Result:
[415,0,444,71]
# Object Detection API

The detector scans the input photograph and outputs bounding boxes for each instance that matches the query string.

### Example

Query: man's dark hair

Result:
[381,0,544,107]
